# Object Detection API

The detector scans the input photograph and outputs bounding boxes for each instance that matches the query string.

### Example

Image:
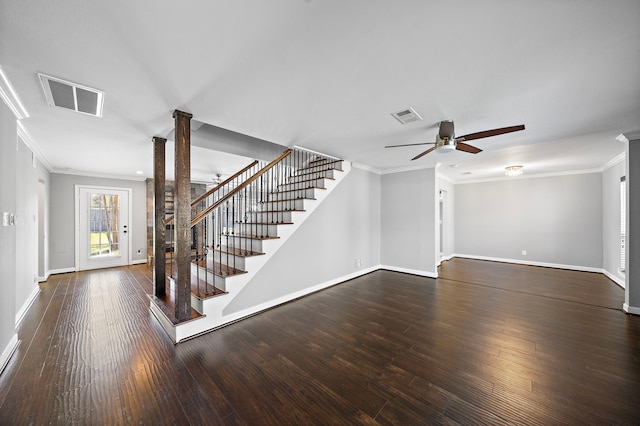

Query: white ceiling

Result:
[1,1,639,183]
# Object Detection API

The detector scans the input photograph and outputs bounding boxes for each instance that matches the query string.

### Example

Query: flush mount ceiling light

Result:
[505,165,524,177]
[38,73,104,117]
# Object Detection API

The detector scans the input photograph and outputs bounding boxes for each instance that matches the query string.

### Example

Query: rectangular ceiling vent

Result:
[38,73,104,117]
[391,107,422,125]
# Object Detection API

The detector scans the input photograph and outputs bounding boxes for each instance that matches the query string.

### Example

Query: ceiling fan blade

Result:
[385,142,435,148]
[456,142,482,154]
[457,124,525,142]
[411,146,438,161]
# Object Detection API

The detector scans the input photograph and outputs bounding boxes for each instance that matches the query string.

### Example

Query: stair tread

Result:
[273,187,326,194]
[308,158,342,166]
[236,221,293,225]
[220,233,280,241]
[263,197,316,203]
[194,258,248,277]
[283,176,334,184]
[215,246,265,257]
[256,209,306,213]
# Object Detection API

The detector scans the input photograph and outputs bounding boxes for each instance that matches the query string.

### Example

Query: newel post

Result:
[173,110,193,322]
[152,136,167,297]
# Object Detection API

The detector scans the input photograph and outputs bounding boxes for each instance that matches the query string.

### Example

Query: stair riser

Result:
[234,223,280,237]
[278,178,327,191]
[225,237,264,252]
[269,188,316,201]
[298,161,342,174]
[288,169,336,183]
[249,211,294,223]
[210,252,248,270]
[260,199,306,211]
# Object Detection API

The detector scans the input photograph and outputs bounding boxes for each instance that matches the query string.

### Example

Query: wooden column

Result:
[173,110,193,322]
[152,136,167,297]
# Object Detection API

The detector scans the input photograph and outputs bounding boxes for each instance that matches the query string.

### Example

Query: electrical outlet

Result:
[137,249,142,255]
[522,250,527,256]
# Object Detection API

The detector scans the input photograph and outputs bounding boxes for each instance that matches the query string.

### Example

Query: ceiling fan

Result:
[385,120,525,160]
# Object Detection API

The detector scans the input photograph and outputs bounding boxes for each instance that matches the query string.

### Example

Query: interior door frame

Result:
[74,185,133,271]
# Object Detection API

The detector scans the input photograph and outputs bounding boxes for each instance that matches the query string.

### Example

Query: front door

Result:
[76,186,130,271]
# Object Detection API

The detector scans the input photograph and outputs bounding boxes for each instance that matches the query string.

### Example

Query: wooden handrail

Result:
[190,148,293,227]
[166,160,259,224]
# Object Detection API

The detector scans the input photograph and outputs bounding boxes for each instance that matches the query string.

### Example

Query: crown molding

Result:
[17,121,52,171]
[0,66,29,120]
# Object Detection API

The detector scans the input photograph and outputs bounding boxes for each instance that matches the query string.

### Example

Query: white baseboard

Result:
[603,270,625,289]
[453,254,603,274]
[0,334,18,375]
[37,272,49,283]
[221,266,380,327]
[131,259,147,265]
[623,303,640,315]
[380,264,438,278]
[48,267,75,275]
[15,285,40,326]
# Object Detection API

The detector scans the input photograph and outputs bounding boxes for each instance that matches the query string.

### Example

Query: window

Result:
[621,177,626,273]
[89,193,121,257]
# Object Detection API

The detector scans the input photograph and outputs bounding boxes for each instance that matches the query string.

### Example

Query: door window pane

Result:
[89,193,121,257]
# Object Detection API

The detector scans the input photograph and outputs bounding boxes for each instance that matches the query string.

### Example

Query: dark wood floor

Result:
[1,258,639,425]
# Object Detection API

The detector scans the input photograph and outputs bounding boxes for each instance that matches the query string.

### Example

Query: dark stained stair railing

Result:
[154,146,343,325]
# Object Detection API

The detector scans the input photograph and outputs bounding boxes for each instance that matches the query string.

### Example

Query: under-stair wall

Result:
[222,166,381,318]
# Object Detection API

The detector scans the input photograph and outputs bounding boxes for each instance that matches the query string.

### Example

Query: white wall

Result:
[380,167,438,276]
[15,137,46,321]
[49,174,147,271]
[0,101,18,371]
[223,167,381,316]
[437,174,455,261]
[602,159,625,285]
[454,173,604,270]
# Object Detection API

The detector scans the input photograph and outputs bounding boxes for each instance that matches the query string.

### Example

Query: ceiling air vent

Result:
[38,73,104,117]
[391,107,422,125]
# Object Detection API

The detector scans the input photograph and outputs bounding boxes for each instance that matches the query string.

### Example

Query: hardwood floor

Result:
[1,258,639,425]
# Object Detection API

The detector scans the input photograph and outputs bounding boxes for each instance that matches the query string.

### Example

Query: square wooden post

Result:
[152,136,167,297]
[173,110,193,322]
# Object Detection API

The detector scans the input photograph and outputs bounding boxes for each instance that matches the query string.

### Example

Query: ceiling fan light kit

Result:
[505,165,524,177]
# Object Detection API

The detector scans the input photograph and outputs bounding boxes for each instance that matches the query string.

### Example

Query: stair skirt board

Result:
[152,160,352,342]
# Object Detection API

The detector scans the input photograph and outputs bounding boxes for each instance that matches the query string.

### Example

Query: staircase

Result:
[149,148,351,342]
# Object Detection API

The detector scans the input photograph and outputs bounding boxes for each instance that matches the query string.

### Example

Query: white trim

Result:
[380,264,438,278]
[0,65,29,119]
[453,253,603,273]
[48,267,76,275]
[15,285,40,327]
[352,162,382,174]
[74,185,133,271]
[601,152,625,172]
[0,334,19,375]
[217,266,381,334]
[17,121,52,171]
[603,269,625,289]
[455,168,603,185]
[623,303,640,315]
[291,145,341,160]
[381,164,435,176]
[52,168,147,181]
[37,273,50,283]
[131,259,147,265]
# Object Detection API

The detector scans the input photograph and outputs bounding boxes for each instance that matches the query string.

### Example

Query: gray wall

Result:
[602,159,625,284]
[626,139,640,311]
[15,137,47,316]
[49,174,147,271]
[223,167,381,315]
[0,100,17,364]
[380,167,438,276]
[454,173,603,269]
